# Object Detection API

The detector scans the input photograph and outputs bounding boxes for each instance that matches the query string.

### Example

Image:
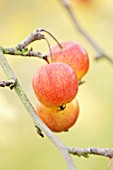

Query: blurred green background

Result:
[0,0,113,170]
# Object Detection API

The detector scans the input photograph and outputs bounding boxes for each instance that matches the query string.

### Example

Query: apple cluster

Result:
[32,41,89,132]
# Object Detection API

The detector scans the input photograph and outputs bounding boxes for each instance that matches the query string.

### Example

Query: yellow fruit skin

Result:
[36,99,79,132]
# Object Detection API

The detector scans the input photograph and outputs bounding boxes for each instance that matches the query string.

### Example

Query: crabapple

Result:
[48,41,89,80]
[32,62,78,108]
[36,99,79,132]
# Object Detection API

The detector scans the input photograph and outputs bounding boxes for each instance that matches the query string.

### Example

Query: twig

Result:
[15,28,62,50]
[67,147,113,158]
[0,49,43,137]
[107,158,112,170]
[60,0,113,63]
[1,46,48,62]
[0,49,77,170]
[1,28,63,63]
[15,29,45,50]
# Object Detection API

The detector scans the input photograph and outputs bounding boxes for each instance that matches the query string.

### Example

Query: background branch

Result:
[67,147,113,158]
[0,49,77,170]
[60,0,113,63]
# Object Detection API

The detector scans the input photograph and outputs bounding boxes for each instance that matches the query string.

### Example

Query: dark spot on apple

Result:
[58,104,66,111]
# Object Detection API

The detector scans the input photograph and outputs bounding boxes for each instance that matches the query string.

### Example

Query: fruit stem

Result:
[44,37,53,63]
[40,28,63,49]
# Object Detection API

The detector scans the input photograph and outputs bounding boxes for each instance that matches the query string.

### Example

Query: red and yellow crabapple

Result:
[48,41,89,80]
[32,62,78,108]
[36,99,79,132]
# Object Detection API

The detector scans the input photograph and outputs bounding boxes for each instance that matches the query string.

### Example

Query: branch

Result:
[67,147,113,158]
[0,49,77,170]
[15,28,45,49]
[60,0,113,63]
[1,46,48,62]
[0,29,50,63]
[1,28,63,63]
[14,28,62,50]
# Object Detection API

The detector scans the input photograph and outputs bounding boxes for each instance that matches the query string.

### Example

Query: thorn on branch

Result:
[35,125,44,138]
[79,80,85,86]
[42,55,50,64]
[0,79,16,90]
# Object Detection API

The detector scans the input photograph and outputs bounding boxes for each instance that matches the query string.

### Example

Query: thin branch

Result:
[1,46,48,61]
[15,29,45,50]
[107,158,112,170]
[1,28,63,63]
[0,49,77,170]
[67,147,113,158]
[1,28,64,63]
[14,28,62,50]
[60,0,113,63]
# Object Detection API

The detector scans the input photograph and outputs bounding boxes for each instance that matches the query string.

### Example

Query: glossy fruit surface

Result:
[36,99,79,132]
[48,41,89,80]
[32,62,78,108]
